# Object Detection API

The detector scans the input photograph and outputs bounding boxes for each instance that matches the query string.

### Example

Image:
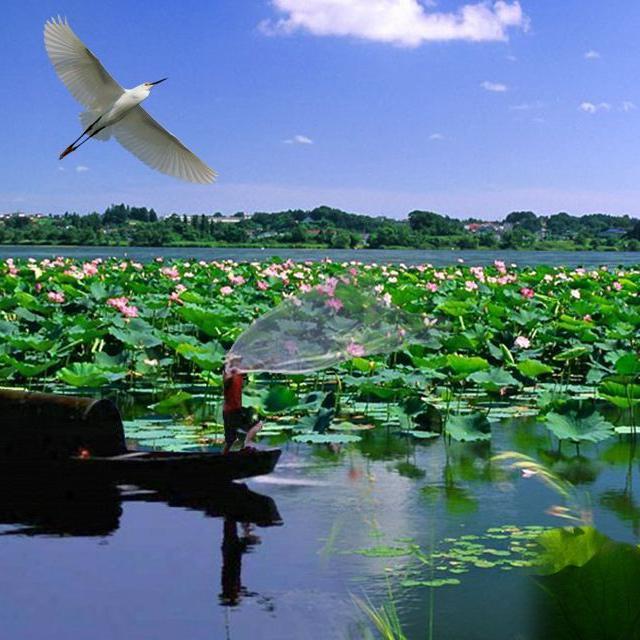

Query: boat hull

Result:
[3,449,282,483]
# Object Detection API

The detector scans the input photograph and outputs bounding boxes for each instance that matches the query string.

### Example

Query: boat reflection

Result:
[0,470,282,607]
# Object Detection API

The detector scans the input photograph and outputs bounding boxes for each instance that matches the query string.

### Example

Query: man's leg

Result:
[243,420,263,448]
[223,418,237,455]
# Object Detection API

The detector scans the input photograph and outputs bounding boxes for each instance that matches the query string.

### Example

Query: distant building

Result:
[600,228,627,237]
[210,213,252,224]
[0,212,46,221]
[464,221,505,235]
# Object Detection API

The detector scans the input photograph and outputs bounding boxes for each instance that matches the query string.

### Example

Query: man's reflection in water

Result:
[0,472,282,612]
[220,519,262,606]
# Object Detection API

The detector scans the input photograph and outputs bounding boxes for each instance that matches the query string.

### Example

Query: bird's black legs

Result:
[59,116,103,159]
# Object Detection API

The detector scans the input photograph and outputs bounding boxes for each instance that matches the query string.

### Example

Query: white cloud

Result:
[584,50,601,59]
[261,0,528,47]
[482,80,507,92]
[429,132,445,140]
[284,134,314,145]
[76,165,89,172]
[579,102,611,114]
[622,101,637,112]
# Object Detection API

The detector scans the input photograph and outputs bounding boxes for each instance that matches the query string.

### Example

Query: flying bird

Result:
[44,17,216,184]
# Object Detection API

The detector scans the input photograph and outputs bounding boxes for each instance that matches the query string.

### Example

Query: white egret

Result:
[44,17,216,184]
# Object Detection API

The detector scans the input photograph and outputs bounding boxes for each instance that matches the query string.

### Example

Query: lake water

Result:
[1,418,637,640]
[1,244,640,267]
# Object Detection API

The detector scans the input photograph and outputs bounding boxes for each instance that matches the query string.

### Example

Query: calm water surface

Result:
[1,419,637,640]
[1,245,640,267]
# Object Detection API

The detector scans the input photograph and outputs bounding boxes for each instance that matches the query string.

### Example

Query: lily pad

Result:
[545,410,615,443]
[445,413,492,442]
[292,433,362,444]
[400,578,461,588]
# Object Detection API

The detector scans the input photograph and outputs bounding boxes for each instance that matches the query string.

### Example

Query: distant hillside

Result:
[1,203,639,250]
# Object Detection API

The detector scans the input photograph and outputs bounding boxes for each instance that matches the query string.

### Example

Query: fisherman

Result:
[222,358,263,454]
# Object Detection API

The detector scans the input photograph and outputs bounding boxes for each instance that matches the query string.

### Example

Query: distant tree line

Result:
[1,203,639,250]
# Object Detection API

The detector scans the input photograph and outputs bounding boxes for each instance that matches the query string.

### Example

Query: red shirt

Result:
[223,373,243,412]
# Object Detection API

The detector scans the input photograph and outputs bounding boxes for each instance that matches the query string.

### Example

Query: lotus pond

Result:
[2,256,640,639]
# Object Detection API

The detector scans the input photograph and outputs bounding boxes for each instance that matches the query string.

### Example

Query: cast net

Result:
[227,277,429,374]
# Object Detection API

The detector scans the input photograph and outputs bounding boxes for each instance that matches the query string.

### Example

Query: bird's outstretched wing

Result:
[44,17,123,110]
[113,106,216,184]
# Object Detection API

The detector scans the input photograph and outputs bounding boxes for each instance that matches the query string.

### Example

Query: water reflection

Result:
[0,470,282,609]
[535,527,640,640]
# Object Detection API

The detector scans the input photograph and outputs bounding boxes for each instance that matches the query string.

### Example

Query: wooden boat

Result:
[0,389,280,482]
[63,448,281,482]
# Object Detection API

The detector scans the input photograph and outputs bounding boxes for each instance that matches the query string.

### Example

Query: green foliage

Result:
[291,433,361,444]
[445,414,492,442]
[149,391,194,414]
[517,359,554,378]
[57,362,126,387]
[545,409,615,443]
[263,385,299,412]
[3,205,639,249]
[536,527,640,640]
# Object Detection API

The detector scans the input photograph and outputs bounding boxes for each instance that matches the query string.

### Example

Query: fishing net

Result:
[227,278,430,374]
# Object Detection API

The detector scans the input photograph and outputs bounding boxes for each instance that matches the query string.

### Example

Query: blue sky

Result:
[2,1,640,219]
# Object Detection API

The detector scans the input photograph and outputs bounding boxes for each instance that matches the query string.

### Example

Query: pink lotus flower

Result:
[514,336,531,349]
[107,296,138,317]
[161,266,180,281]
[426,282,438,292]
[82,262,98,276]
[228,274,245,286]
[570,289,581,299]
[317,277,338,297]
[107,296,129,310]
[299,283,312,293]
[220,286,233,296]
[325,297,343,312]
[257,280,269,291]
[613,281,622,291]
[47,291,65,304]
[284,340,298,355]
[169,284,187,303]
[346,342,365,357]
[520,287,535,299]
[465,281,478,292]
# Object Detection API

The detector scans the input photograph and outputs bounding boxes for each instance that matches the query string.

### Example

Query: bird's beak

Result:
[149,78,167,86]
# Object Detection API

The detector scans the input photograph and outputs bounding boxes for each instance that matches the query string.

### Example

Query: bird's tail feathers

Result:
[79,111,111,141]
